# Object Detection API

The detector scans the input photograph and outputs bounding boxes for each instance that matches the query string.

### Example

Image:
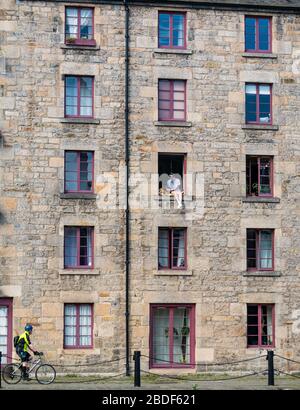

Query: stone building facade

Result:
[1,0,300,374]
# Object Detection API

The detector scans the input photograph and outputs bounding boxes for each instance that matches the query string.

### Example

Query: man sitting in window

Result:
[166,173,183,208]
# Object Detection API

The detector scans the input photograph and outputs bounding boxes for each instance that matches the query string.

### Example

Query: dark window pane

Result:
[248,336,258,346]
[248,315,258,325]
[159,14,170,47]
[247,326,258,335]
[247,229,256,240]
[246,92,257,122]
[258,19,270,50]
[80,181,92,191]
[247,305,258,315]
[245,17,256,50]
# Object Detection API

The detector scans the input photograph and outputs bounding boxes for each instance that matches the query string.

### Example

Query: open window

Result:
[158,153,185,193]
[246,156,273,197]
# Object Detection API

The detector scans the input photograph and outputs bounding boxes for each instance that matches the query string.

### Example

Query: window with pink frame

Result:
[64,304,93,349]
[65,7,96,46]
[158,228,187,270]
[158,12,186,49]
[65,76,93,118]
[247,304,275,348]
[158,80,186,121]
[245,83,272,125]
[150,304,195,368]
[246,156,273,197]
[65,151,94,193]
[0,298,13,364]
[247,229,274,271]
[245,16,272,53]
[64,226,94,269]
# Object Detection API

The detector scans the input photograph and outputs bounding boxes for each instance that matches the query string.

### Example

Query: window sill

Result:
[242,52,278,59]
[60,118,100,125]
[60,193,97,200]
[59,269,99,275]
[154,195,195,202]
[154,270,192,276]
[242,197,280,204]
[154,121,192,127]
[243,271,281,277]
[153,48,193,55]
[61,44,100,51]
[62,348,96,354]
[242,124,279,131]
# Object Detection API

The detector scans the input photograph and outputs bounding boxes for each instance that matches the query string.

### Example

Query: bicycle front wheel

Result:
[35,364,56,385]
[2,363,22,384]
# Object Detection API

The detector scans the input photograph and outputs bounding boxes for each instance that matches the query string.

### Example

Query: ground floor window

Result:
[247,304,275,348]
[64,304,93,348]
[150,304,195,368]
[0,298,13,364]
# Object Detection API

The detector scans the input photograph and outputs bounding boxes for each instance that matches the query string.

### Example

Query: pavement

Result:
[1,375,300,390]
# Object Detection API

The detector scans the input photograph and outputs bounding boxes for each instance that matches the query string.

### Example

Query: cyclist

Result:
[15,324,40,380]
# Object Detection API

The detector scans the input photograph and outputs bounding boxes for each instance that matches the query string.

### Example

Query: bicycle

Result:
[2,352,56,385]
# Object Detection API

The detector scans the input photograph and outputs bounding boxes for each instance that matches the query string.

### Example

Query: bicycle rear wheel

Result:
[35,364,56,385]
[2,363,22,384]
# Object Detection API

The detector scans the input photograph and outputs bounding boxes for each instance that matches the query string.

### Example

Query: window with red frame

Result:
[150,304,195,368]
[65,151,94,193]
[64,227,94,268]
[245,83,272,124]
[65,7,95,46]
[158,12,186,49]
[158,80,186,121]
[158,228,187,270]
[64,304,93,348]
[65,76,93,118]
[245,16,271,53]
[246,156,273,197]
[0,298,13,364]
[247,229,274,271]
[158,153,185,195]
[247,304,275,348]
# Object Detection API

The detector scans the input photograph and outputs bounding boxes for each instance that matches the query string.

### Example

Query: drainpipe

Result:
[124,0,130,377]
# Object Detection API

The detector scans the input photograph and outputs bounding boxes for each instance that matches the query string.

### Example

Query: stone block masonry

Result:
[0,0,300,373]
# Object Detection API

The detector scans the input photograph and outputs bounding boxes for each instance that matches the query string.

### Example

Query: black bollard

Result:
[267,350,275,386]
[133,351,141,387]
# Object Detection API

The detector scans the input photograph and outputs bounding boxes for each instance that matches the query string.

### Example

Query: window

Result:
[158,153,185,194]
[158,80,186,121]
[158,228,187,270]
[247,229,274,271]
[64,304,93,348]
[65,151,94,193]
[65,7,95,46]
[245,83,272,124]
[0,298,13,364]
[150,304,195,368]
[247,304,275,348]
[158,12,186,49]
[246,156,273,197]
[245,16,271,53]
[65,76,93,118]
[64,227,94,269]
